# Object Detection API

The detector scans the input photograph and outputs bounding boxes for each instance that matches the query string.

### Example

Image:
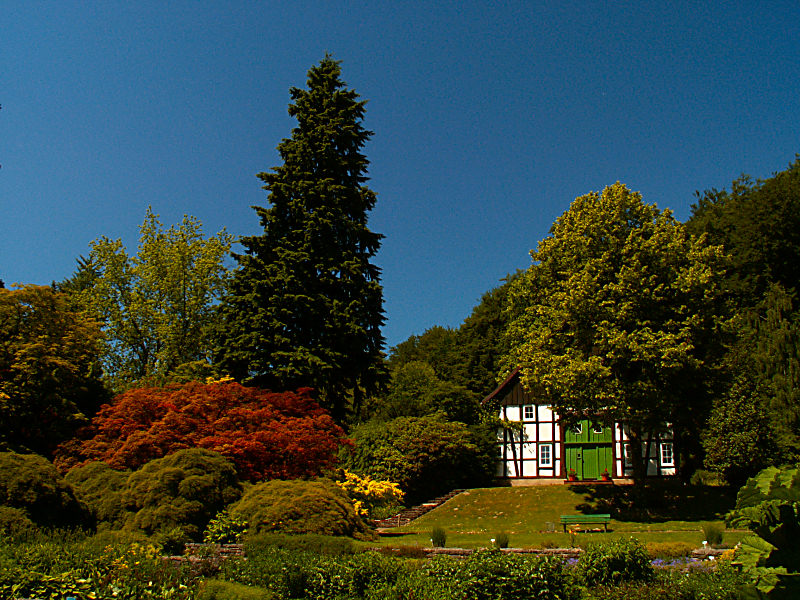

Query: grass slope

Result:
[377,482,747,549]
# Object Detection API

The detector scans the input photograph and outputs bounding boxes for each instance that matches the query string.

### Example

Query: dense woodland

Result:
[1,57,800,598]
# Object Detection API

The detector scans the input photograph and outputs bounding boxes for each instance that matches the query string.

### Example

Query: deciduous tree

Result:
[0,285,107,456]
[216,56,385,421]
[55,381,346,480]
[503,183,726,487]
[79,209,232,389]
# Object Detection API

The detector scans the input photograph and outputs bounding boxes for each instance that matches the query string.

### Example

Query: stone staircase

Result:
[372,489,464,529]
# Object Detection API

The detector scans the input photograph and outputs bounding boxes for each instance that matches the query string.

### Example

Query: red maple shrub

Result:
[55,381,347,480]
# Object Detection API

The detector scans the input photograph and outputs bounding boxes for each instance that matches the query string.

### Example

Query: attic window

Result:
[523,405,534,420]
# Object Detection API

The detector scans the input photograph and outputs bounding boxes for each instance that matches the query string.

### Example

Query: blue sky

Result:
[3,1,799,349]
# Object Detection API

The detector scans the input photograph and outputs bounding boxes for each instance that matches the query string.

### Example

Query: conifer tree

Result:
[217,57,385,421]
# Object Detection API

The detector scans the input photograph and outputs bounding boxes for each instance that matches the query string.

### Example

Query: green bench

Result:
[559,513,611,533]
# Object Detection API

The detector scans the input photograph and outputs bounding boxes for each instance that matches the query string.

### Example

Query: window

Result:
[623,443,632,467]
[592,423,604,434]
[571,423,583,435]
[660,442,674,467]
[539,443,553,467]
[523,405,534,420]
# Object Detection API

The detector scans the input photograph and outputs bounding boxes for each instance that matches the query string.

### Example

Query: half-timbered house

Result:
[485,368,675,481]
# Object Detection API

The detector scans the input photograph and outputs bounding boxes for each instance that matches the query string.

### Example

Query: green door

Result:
[583,445,599,479]
[565,420,614,480]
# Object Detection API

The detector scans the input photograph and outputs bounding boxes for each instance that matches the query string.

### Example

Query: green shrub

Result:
[220,545,405,600]
[344,415,497,505]
[701,521,724,547]
[689,469,724,486]
[0,452,90,528]
[65,461,130,528]
[375,545,427,558]
[124,448,242,542]
[245,532,360,556]
[576,538,654,586]
[493,532,510,549]
[197,579,275,600]
[0,506,37,539]
[645,541,695,559]
[0,532,197,599]
[305,551,404,600]
[205,509,249,544]
[588,564,745,600]
[231,479,370,539]
[430,526,446,547]
[424,550,576,600]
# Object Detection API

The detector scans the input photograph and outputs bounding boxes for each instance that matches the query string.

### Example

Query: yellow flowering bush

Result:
[335,470,404,518]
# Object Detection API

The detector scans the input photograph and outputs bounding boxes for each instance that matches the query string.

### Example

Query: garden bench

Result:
[559,513,611,533]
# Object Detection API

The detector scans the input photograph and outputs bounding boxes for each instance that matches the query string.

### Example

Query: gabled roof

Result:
[481,367,522,406]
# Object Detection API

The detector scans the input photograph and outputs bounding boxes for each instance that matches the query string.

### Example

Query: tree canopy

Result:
[344,414,496,505]
[0,285,107,456]
[216,56,385,422]
[503,182,726,484]
[55,381,346,481]
[77,209,232,389]
[688,159,800,471]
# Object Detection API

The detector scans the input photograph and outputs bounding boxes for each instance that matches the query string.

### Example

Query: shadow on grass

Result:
[570,480,737,523]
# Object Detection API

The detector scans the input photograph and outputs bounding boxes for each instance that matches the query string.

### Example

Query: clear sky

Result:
[3,1,799,349]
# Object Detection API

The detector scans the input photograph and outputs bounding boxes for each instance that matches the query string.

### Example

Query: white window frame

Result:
[523,405,535,420]
[592,423,604,434]
[571,423,583,435]
[660,442,674,467]
[539,443,553,467]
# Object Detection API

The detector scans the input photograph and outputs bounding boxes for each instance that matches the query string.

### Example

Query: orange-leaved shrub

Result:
[55,381,347,480]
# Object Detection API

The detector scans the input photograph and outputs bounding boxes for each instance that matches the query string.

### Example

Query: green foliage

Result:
[0,532,196,599]
[221,545,406,600]
[0,506,37,539]
[503,182,726,484]
[0,284,107,456]
[701,521,725,547]
[731,285,800,459]
[423,550,577,600]
[688,158,800,305]
[377,275,518,425]
[587,563,746,600]
[576,538,654,586]
[344,414,496,505]
[123,448,242,543]
[689,160,800,467]
[377,360,480,424]
[245,532,360,556]
[204,509,249,544]
[217,56,385,422]
[493,532,510,548]
[430,526,447,547]
[389,326,463,383]
[645,541,695,559]
[65,460,129,528]
[197,579,275,600]
[231,478,370,539]
[0,452,90,528]
[728,464,800,598]
[78,207,232,389]
[703,377,780,488]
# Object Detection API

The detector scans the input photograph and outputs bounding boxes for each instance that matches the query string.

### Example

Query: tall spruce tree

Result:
[217,57,385,421]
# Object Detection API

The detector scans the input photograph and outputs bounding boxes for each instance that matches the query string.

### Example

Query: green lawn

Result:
[375,482,748,549]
